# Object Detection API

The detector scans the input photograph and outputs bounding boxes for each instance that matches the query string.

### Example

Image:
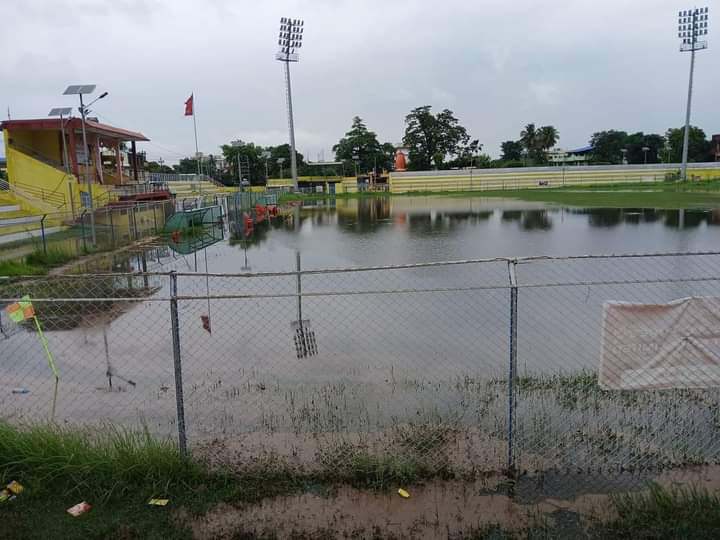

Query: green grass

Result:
[3,422,720,539]
[0,248,75,276]
[0,421,453,538]
[280,179,720,209]
[596,483,720,539]
[0,422,307,540]
[478,180,720,209]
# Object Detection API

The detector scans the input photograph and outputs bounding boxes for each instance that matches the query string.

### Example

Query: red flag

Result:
[184,94,193,116]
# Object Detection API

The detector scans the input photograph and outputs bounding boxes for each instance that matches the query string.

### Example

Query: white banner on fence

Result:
[599,296,720,390]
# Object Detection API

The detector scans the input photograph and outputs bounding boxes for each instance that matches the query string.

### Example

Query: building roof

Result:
[0,118,149,142]
[567,145,593,154]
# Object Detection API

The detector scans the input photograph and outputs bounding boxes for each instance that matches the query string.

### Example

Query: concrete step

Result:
[0,215,42,228]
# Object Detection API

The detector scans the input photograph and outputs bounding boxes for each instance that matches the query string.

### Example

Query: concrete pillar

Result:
[115,141,123,184]
[95,135,104,185]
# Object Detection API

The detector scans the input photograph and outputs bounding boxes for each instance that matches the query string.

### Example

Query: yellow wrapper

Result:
[7,481,23,495]
[398,488,410,498]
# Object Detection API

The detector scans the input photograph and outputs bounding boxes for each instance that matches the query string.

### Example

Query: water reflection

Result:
[567,208,718,229]
[521,210,552,231]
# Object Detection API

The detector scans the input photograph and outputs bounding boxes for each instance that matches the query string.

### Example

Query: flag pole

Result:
[192,94,200,175]
[191,93,203,196]
[33,315,59,379]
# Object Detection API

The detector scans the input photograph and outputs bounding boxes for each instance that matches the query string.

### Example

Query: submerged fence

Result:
[0,200,175,262]
[1,252,720,490]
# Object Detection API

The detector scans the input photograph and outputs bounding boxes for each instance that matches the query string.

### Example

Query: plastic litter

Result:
[398,488,410,498]
[67,502,92,517]
[0,489,13,503]
[11,388,29,394]
[148,498,169,506]
[7,481,23,495]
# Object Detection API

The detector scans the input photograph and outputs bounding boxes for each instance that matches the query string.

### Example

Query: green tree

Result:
[266,144,306,178]
[145,161,174,174]
[519,124,558,164]
[537,126,560,156]
[624,132,665,164]
[402,106,478,170]
[589,130,629,164]
[665,126,711,163]
[500,140,523,161]
[220,141,266,185]
[333,117,394,174]
[519,123,537,162]
[173,158,199,174]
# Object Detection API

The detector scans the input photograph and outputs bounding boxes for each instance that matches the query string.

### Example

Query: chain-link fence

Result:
[1,252,719,492]
[0,200,174,262]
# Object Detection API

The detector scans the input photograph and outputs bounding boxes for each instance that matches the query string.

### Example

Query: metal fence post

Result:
[131,206,138,240]
[296,250,303,325]
[40,214,47,255]
[109,209,115,248]
[507,259,518,475]
[169,272,188,455]
[80,210,87,253]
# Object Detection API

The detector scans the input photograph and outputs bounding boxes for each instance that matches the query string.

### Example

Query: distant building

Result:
[547,146,593,165]
[712,134,720,161]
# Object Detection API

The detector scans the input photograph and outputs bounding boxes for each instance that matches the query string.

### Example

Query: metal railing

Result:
[1,251,719,493]
[0,199,174,258]
[11,179,67,208]
[146,172,224,187]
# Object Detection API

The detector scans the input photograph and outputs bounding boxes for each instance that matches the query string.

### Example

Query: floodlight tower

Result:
[677,7,710,181]
[276,17,304,191]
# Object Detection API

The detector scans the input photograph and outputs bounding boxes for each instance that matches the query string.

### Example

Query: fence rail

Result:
[1,251,719,491]
[0,200,174,262]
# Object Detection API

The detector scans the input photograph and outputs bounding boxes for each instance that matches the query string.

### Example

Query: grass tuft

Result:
[0,422,202,501]
[599,482,720,539]
[0,248,75,277]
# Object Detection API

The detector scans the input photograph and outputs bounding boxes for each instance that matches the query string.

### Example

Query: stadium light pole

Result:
[275,17,304,191]
[63,85,108,246]
[677,7,709,181]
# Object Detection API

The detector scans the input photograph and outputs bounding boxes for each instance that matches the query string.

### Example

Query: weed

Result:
[595,483,720,539]
[0,248,74,277]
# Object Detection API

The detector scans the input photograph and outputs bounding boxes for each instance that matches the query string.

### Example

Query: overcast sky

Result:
[1,0,717,163]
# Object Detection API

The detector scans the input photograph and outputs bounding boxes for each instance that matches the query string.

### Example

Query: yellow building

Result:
[1,117,149,217]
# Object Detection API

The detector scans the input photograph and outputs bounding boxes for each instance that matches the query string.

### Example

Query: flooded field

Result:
[2,195,720,488]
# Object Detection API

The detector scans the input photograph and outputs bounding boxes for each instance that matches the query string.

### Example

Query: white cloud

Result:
[0,0,717,161]
[528,82,561,106]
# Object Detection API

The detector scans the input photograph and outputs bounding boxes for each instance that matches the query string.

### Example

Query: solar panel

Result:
[63,85,96,95]
[48,107,73,117]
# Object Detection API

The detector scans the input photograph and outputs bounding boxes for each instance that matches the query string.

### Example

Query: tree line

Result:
[146,107,717,185]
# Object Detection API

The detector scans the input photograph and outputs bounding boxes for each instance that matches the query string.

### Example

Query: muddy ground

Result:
[186,466,720,539]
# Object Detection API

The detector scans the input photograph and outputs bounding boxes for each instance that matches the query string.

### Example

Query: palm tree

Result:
[520,123,537,157]
[538,126,559,151]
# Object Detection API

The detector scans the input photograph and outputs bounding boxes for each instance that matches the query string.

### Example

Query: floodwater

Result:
[2,195,720,482]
